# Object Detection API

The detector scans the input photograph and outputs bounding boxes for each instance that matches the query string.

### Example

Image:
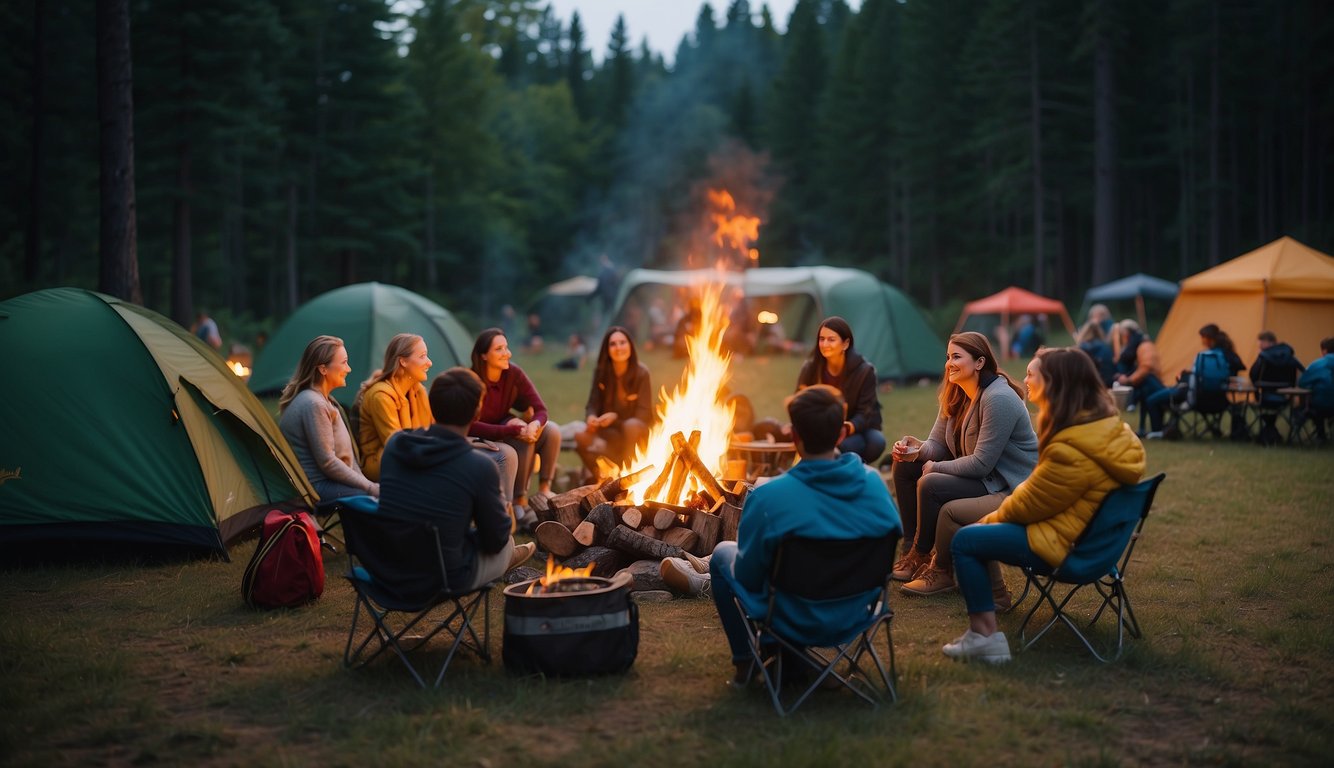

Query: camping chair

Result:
[1166,384,1229,439]
[1016,473,1165,662]
[340,502,493,688]
[312,494,378,550]
[734,534,899,716]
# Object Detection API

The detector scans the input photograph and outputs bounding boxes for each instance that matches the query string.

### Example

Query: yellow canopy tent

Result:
[1154,236,1334,379]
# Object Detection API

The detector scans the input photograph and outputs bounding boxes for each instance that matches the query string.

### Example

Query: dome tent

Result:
[249,283,473,408]
[0,288,315,563]
[1154,236,1334,379]
[608,266,944,380]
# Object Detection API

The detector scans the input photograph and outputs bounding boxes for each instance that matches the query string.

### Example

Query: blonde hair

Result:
[278,335,344,413]
[353,334,424,412]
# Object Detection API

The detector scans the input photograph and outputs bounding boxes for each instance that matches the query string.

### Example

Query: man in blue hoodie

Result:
[705,384,901,685]
[378,367,535,592]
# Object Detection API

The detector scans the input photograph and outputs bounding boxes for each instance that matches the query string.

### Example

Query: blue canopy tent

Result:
[1081,273,1180,330]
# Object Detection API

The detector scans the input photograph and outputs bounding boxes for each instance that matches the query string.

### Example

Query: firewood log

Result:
[717,501,743,542]
[661,526,700,551]
[652,507,679,530]
[618,506,643,529]
[642,438,683,501]
[637,522,662,540]
[552,503,583,531]
[561,546,632,578]
[580,487,609,514]
[670,431,729,501]
[664,456,689,506]
[688,510,722,556]
[576,504,618,546]
[606,524,684,561]
[533,520,580,558]
[529,491,553,521]
[615,559,672,592]
[724,479,750,507]
[599,464,655,497]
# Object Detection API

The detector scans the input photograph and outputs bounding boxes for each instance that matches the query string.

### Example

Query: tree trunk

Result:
[24,0,46,284]
[170,20,193,327]
[1029,4,1045,293]
[1091,0,1117,286]
[1206,2,1220,266]
[96,0,141,304]
[285,181,299,312]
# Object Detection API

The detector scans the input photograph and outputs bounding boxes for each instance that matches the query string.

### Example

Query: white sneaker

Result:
[682,551,711,574]
[660,557,711,597]
[942,629,1011,664]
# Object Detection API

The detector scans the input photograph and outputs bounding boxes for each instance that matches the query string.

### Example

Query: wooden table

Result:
[728,440,797,482]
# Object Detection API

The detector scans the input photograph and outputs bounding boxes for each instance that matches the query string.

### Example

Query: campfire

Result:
[525,556,596,595]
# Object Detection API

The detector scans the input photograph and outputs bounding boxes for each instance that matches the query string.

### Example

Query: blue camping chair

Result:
[733,534,899,716]
[339,499,493,688]
[1016,474,1166,662]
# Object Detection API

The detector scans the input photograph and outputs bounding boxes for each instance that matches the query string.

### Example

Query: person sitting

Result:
[1010,314,1043,360]
[554,333,588,371]
[468,328,557,531]
[1248,331,1305,445]
[674,385,901,684]
[942,348,1146,664]
[1144,322,1242,438]
[1076,320,1116,387]
[1113,320,1167,437]
[278,335,379,501]
[1296,336,1334,443]
[357,334,517,504]
[791,316,886,464]
[377,367,536,592]
[574,327,652,479]
[889,331,1038,590]
[1087,303,1114,337]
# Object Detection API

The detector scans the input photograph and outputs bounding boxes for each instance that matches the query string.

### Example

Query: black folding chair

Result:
[1017,473,1166,662]
[340,503,493,688]
[733,534,899,716]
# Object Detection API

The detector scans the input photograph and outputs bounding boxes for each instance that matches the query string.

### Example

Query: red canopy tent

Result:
[954,287,1076,356]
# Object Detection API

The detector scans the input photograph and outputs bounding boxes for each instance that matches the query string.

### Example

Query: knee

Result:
[574,430,594,450]
[710,541,738,577]
[622,418,648,444]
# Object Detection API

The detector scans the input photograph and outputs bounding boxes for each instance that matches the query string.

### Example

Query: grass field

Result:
[2,346,1332,767]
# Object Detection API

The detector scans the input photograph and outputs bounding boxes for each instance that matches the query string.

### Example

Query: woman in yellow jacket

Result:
[356,334,435,481]
[942,347,1146,664]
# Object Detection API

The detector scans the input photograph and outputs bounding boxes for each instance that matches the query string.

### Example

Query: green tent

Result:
[0,288,315,562]
[610,267,944,380]
[249,282,473,408]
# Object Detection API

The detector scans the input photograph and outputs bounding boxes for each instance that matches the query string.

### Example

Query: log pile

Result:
[527,430,751,588]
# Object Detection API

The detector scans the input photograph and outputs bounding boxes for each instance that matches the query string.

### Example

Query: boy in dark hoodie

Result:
[378,367,535,591]
[1249,331,1305,444]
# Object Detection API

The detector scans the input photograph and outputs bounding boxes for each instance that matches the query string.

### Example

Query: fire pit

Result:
[502,569,638,676]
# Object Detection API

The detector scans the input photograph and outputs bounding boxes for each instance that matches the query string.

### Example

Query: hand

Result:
[921,460,935,475]
[890,435,922,462]
[599,412,618,428]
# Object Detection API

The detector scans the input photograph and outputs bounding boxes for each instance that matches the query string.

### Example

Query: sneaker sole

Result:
[900,583,957,596]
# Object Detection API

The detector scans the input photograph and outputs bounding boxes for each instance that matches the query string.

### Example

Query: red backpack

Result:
[241,508,325,608]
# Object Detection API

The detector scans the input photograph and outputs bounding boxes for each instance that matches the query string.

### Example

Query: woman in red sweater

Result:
[469,328,558,527]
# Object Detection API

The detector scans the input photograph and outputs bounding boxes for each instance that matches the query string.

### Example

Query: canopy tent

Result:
[1154,236,1334,379]
[249,283,473,408]
[954,286,1077,337]
[609,266,944,380]
[1081,273,1180,330]
[0,288,315,563]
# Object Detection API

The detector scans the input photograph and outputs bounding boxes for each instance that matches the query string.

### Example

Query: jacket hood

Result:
[383,424,473,469]
[1259,343,1300,367]
[1054,415,1146,485]
[785,452,875,502]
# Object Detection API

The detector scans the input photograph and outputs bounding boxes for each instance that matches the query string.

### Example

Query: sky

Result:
[543,1,806,64]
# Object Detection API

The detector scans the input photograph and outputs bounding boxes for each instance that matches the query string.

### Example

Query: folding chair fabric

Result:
[340,503,493,688]
[1017,473,1165,662]
[735,533,899,716]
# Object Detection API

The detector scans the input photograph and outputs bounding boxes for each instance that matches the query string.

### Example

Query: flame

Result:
[526,555,596,594]
[622,280,736,504]
[227,360,251,378]
[708,189,760,266]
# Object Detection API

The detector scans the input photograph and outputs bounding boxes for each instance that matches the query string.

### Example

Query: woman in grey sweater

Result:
[278,335,380,501]
[888,332,1037,599]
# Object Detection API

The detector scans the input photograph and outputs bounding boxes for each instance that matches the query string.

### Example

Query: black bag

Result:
[502,573,638,676]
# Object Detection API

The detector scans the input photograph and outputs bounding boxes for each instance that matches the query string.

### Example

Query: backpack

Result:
[1188,349,1230,410]
[242,508,325,609]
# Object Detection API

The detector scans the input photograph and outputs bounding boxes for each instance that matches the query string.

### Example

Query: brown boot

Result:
[901,562,957,596]
[891,548,929,581]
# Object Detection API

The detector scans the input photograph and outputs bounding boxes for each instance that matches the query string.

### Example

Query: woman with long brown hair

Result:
[941,347,1146,663]
[278,335,379,501]
[574,326,652,477]
[888,332,1038,588]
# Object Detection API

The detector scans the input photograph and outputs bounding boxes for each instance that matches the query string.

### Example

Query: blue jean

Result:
[840,428,887,465]
[709,542,754,663]
[951,523,1049,614]
[313,479,368,501]
[1134,374,1168,432]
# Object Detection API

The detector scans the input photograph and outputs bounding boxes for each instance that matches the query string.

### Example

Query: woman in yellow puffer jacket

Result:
[356,334,434,481]
[941,347,1146,664]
